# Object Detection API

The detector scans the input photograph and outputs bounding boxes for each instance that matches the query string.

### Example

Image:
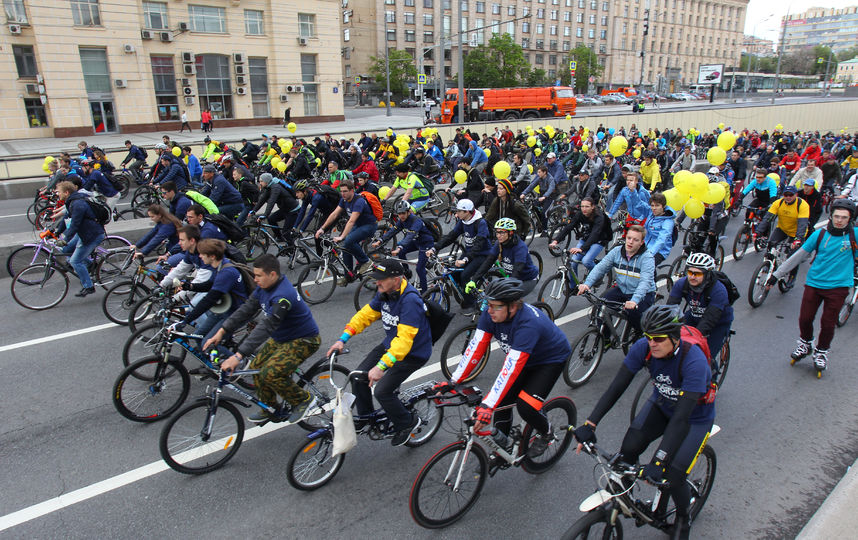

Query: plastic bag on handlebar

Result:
[332,388,357,456]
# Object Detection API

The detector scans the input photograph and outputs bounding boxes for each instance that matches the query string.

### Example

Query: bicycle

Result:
[158,349,351,475]
[130,183,166,214]
[537,251,586,317]
[560,432,717,539]
[237,223,315,279]
[408,387,577,528]
[101,259,170,326]
[731,205,765,260]
[7,231,130,279]
[836,264,858,327]
[563,291,640,388]
[285,355,444,490]
[747,238,796,308]
[295,234,371,304]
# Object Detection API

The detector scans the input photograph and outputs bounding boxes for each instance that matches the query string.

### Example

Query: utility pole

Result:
[772,9,789,104]
[639,8,649,87]
[385,18,392,117]
[822,47,833,96]
[457,9,465,124]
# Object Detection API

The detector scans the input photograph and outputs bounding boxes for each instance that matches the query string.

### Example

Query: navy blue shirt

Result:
[211,260,249,301]
[255,276,319,342]
[386,214,435,250]
[83,170,118,197]
[169,193,192,222]
[368,284,432,361]
[208,174,243,206]
[339,193,377,227]
[199,220,228,241]
[487,238,539,281]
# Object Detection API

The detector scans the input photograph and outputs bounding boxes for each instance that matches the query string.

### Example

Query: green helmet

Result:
[293,180,308,191]
[494,217,517,231]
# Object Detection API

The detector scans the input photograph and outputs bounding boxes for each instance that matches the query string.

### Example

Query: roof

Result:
[839,58,858,65]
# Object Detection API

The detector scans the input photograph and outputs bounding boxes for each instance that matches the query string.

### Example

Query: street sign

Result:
[354,76,360,84]
[588,76,595,83]
[697,64,724,85]
[570,70,576,77]
[569,60,577,70]
[417,74,427,84]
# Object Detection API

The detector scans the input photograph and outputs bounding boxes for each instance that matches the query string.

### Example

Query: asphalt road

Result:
[2,207,858,539]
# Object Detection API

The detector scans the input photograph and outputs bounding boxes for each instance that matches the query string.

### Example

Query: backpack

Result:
[108,173,125,193]
[646,325,717,403]
[85,196,111,225]
[412,172,435,194]
[185,190,220,215]
[140,146,149,159]
[360,191,384,221]
[684,270,741,306]
[405,290,454,345]
[317,184,342,207]
[422,216,442,242]
[206,213,248,243]
[224,243,247,264]
[221,261,256,297]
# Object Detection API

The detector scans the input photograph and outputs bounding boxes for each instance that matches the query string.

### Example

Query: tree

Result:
[369,49,418,98]
[739,53,777,73]
[836,46,858,63]
[462,34,535,87]
[559,46,604,91]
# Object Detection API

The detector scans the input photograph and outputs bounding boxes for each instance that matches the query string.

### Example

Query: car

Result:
[600,94,623,103]
[704,71,720,81]
[423,98,437,107]
[614,95,634,104]
[399,98,418,107]
[578,97,603,105]
[670,93,693,101]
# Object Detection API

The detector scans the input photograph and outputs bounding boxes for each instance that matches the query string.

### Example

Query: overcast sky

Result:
[744,0,857,42]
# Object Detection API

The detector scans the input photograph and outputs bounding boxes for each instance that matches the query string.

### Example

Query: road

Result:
[2,207,857,539]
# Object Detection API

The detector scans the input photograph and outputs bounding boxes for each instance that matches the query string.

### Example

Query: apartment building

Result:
[2,0,344,140]
[781,7,858,56]
[836,57,858,85]
[742,35,775,56]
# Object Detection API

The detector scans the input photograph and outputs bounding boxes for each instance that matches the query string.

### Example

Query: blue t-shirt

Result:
[487,238,539,281]
[624,338,715,424]
[254,276,319,342]
[368,285,432,361]
[669,276,734,327]
[211,260,249,302]
[802,228,858,289]
[339,194,377,227]
[476,303,571,366]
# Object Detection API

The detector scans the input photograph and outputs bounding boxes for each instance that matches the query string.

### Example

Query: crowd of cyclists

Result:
[26,119,858,539]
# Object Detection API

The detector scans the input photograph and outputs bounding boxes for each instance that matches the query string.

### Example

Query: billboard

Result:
[697,64,724,85]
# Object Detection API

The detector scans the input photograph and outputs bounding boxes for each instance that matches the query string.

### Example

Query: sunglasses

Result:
[783,193,796,197]
[644,333,670,343]
[687,270,704,277]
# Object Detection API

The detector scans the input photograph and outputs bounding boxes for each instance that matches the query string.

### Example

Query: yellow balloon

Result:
[534,148,542,157]
[565,114,572,120]
[527,164,534,173]
[171,146,182,157]
[44,155,55,163]
[369,151,376,159]
[378,185,390,199]
[42,164,51,173]
[609,135,628,157]
[717,131,736,151]
[395,156,404,165]
[717,122,725,130]
[663,188,690,211]
[454,170,467,184]
[379,101,386,107]
[493,160,511,179]
[701,182,726,204]
[527,136,537,147]
[267,148,276,156]
[582,144,588,152]
[688,172,709,199]
[633,148,642,159]
[270,156,281,167]
[283,141,293,152]
[276,161,287,173]
[707,146,726,166]
[93,163,101,169]
[527,129,535,137]
[484,148,491,158]
[775,123,783,131]
[287,122,297,133]
[684,198,705,219]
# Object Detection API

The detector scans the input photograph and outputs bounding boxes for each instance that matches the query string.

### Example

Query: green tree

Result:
[369,49,418,98]
[836,46,858,62]
[559,46,604,91]
[525,68,549,86]
[462,33,534,87]
[739,53,778,73]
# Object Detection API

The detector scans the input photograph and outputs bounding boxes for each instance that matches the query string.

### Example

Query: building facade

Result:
[742,34,775,56]
[836,57,858,85]
[2,0,344,140]
[781,7,858,56]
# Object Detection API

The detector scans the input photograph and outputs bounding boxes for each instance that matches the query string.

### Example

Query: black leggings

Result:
[493,363,563,436]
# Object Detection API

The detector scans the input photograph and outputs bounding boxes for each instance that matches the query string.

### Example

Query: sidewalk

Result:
[796,457,858,539]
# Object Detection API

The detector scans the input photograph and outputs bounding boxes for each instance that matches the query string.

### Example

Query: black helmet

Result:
[393,200,412,213]
[355,171,369,179]
[643,150,656,159]
[641,305,684,338]
[830,199,856,219]
[484,278,525,303]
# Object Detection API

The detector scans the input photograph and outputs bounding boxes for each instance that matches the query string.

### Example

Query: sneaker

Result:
[527,429,556,459]
[813,348,828,371]
[74,286,96,298]
[288,394,317,423]
[357,260,374,275]
[248,409,272,424]
[336,277,348,287]
[791,338,813,361]
[391,414,422,447]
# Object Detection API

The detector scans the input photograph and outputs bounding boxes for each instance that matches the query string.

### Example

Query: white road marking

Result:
[0,322,118,354]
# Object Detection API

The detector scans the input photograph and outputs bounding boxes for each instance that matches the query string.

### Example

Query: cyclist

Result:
[639,150,662,191]
[468,217,540,296]
[462,139,489,174]
[206,254,321,424]
[426,198,491,315]
[608,168,651,220]
[201,165,243,219]
[352,152,380,183]
[576,224,656,334]
[485,178,532,240]
[755,185,809,251]
[315,178,378,277]
[443,278,571,458]
[120,140,147,175]
[185,204,228,241]
[250,173,300,240]
[410,146,440,179]
[567,169,601,206]
[322,160,350,189]
[768,199,858,373]
[797,178,824,232]
[739,168,778,215]
[643,192,676,267]
[52,181,105,298]
[384,163,432,211]
[667,252,734,380]
[549,196,612,275]
[132,205,181,258]
[159,225,214,294]
[791,158,823,190]
[183,146,204,189]
[573,305,715,540]
[153,153,188,191]
[294,179,339,233]
[372,200,435,293]
[80,158,120,218]
[519,165,556,231]
[325,258,432,446]
[355,171,380,197]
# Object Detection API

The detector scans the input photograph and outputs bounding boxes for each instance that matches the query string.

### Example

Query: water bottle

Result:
[491,428,510,450]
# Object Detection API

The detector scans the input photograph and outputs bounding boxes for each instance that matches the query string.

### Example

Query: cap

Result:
[261,134,268,138]
[803,177,816,186]
[395,163,410,173]
[456,199,475,211]
[546,152,557,159]
[783,185,798,194]
[155,143,168,150]
[202,165,216,173]
[578,169,590,176]
[414,147,425,153]
[622,164,637,172]
[369,258,406,280]
[708,166,720,175]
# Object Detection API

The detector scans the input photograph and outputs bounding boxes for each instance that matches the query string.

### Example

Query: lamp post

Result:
[772,9,790,104]
[744,14,773,99]
[385,19,391,117]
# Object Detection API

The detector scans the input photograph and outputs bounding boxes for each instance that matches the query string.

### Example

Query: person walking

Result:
[283,107,291,127]
[179,110,192,133]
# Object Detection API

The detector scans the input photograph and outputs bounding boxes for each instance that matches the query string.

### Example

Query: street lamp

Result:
[744,13,774,99]
[773,8,791,104]
[385,18,391,117]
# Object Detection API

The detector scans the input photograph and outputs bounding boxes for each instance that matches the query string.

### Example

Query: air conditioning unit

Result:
[297,37,308,46]
[24,83,39,95]
[159,31,173,42]
[181,51,194,63]
[141,29,153,40]
[8,24,22,35]
[114,79,128,88]
[184,96,195,105]
[236,75,247,85]
[294,84,304,93]
[233,52,246,64]
[286,84,304,93]
[279,94,289,102]
[235,65,246,75]
[236,87,247,95]
[181,78,191,87]
[183,64,196,75]
[183,87,194,96]
[179,22,189,31]
[123,44,135,53]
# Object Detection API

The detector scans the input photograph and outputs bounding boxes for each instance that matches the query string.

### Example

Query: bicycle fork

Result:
[448,437,478,492]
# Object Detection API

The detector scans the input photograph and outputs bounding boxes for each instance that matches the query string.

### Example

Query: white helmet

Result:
[685,252,716,272]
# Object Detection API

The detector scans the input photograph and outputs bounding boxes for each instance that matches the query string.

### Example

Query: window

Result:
[298,13,315,37]
[549,39,557,49]
[537,8,544,17]
[24,98,47,127]
[476,1,484,12]
[599,29,606,39]
[424,30,434,42]
[535,39,544,49]
[563,11,570,21]
[602,1,608,10]
[578,0,584,7]
[343,28,350,41]
[508,5,515,15]
[189,5,225,33]
[590,0,596,9]
[404,0,414,4]
[506,20,514,37]
[622,22,626,34]
[143,2,167,29]
[589,14,595,24]
[522,38,529,47]
[249,57,269,118]
[4,0,28,23]
[79,48,110,94]
[385,10,395,23]
[562,41,570,50]
[424,0,433,6]
[576,26,582,37]
[576,13,582,23]
[535,54,543,64]
[549,54,556,64]
[404,12,414,24]
[522,21,530,32]
[405,29,415,41]
[244,9,263,35]
[588,29,594,38]
[386,28,396,40]
[599,43,606,52]
[550,9,557,19]
[300,53,318,116]
[13,45,37,78]
[460,0,468,10]
[536,23,543,33]
[550,25,556,35]
[195,54,232,118]
[150,56,178,121]
[71,0,101,26]
[424,13,433,25]
[384,0,393,3]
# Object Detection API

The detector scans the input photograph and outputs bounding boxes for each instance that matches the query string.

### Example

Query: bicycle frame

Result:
[584,293,630,346]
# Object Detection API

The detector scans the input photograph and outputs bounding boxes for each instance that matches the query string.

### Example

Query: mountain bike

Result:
[747,239,796,308]
[537,253,586,317]
[560,432,717,539]
[100,259,170,326]
[409,388,577,528]
[296,234,370,304]
[130,184,166,214]
[7,232,131,280]
[237,222,315,273]
[731,206,765,260]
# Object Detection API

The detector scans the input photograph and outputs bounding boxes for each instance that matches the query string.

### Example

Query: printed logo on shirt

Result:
[653,373,680,401]
[380,306,399,329]
[497,332,510,353]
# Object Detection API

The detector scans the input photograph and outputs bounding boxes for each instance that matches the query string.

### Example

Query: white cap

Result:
[708,166,720,174]
[546,152,557,159]
[456,199,475,211]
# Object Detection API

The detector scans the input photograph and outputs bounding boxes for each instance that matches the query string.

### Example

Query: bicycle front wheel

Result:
[687,445,717,521]
[353,275,378,311]
[837,290,855,327]
[122,321,187,367]
[560,508,623,540]
[409,441,489,529]
[12,264,69,310]
[732,226,750,260]
[112,356,190,422]
[747,261,772,308]
[405,395,445,447]
[297,363,351,431]
[159,400,244,475]
[94,250,133,288]
[101,280,151,326]
[297,262,337,304]
[563,327,606,388]
[6,245,51,279]
[286,433,345,491]
[537,271,570,317]
[521,397,577,474]
[715,338,730,388]
[439,324,490,382]
[422,283,451,313]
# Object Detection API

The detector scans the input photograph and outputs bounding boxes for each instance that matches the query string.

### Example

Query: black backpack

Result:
[85,196,111,225]
[206,213,248,243]
[224,243,247,264]
[684,270,740,305]
[405,290,454,344]
[422,216,442,242]
[317,184,342,207]
[413,172,435,194]
[140,146,149,159]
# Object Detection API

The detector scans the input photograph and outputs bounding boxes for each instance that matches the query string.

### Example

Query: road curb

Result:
[796,457,858,539]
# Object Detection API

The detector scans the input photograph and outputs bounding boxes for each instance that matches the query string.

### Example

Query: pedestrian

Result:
[200,109,210,132]
[653,94,659,109]
[425,101,432,122]
[207,109,214,132]
[283,107,291,127]
[179,110,192,133]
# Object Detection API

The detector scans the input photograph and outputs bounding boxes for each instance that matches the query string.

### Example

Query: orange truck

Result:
[600,86,638,97]
[439,86,577,124]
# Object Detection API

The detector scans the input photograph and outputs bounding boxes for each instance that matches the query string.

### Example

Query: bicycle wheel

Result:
[430,189,454,217]
[286,433,345,491]
[531,301,556,321]
[94,250,133,288]
[281,244,311,280]
[409,441,489,529]
[521,397,577,474]
[159,400,244,475]
[537,271,570,317]
[297,262,337,304]
[101,235,133,249]
[628,376,650,423]
[131,186,161,212]
[297,363,351,431]
[747,261,772,308]
[112,356,190,422]
[6,245,51,279]
[127,292,161,331]
[732,226,750,260]
[101,280,152,326]
[122,321,187,367]
[12,264,69,311]
[236,230,269,262]
[714,337,730,388]
[687,445,717,521]
[837,290,855,327]
[563,327,606,388]
[529,250,544,281]
[560,508,623,540]
[439,324,491,382]
[547,227,571,257]
[405,395,444,447]
[654,273,674,303]
[713,245,725,270]
[422,283,451,313]
[669,254,687,284]
[353,275,378,311]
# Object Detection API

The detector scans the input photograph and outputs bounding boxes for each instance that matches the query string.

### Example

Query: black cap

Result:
[370,258,406,279]
[395,163,410,173]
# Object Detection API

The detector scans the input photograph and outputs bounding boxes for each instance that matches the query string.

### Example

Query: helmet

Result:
[80,158,94,166]
[292,180,308,191]
[643,150,656,159]
[641,305,684,338]
[355,171,369,179]
[685,252,716,272]
[707,166,721,175]
[830,198,856,219]
[394,200,412,213]
[203,136,211,143]
[155,143,168,150]
[484,278,525,303]
[494,217,517,231]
